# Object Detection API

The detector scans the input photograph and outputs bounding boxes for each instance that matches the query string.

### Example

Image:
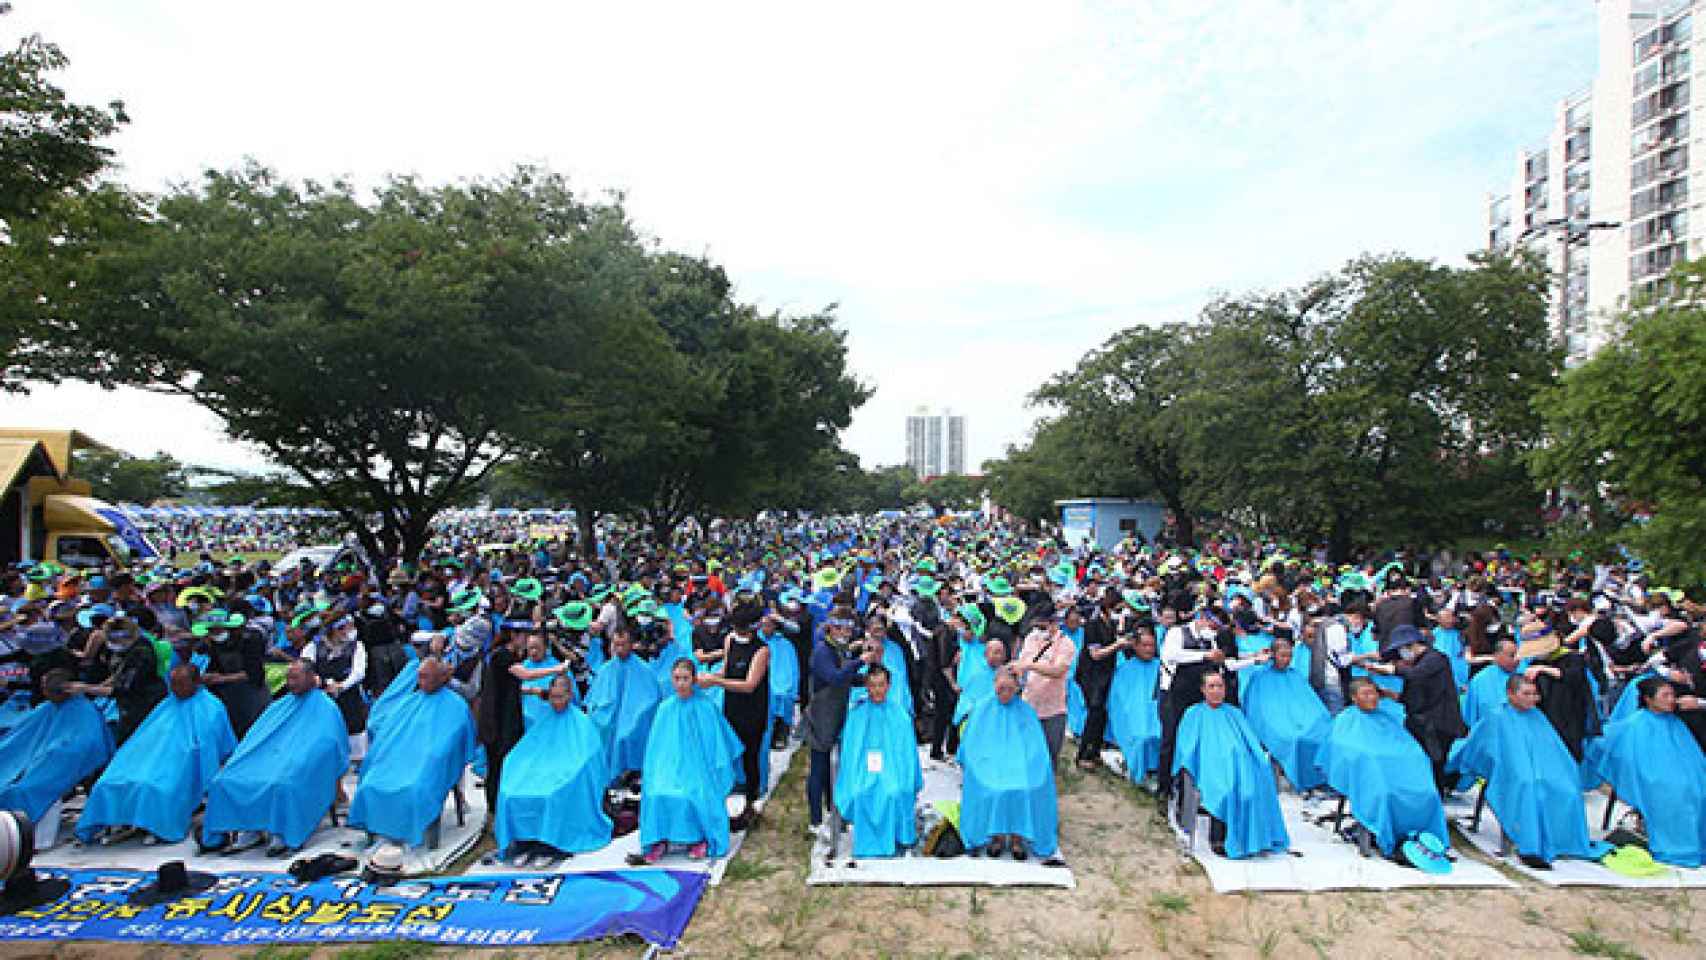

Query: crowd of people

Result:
[1,513,1703,880]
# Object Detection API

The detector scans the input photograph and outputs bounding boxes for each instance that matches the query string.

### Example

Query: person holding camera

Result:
[69,611,165,745]
[801,616,879,840]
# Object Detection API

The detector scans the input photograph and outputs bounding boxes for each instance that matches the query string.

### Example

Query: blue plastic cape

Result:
[347,687,476,846]
[650,636,697,690]
[1316,705,1447,856]
[585,653,663,780]
[850,639,913,716]
[1171,702,1289,858]
[367,659,420,743]
[494,701,613,856]
[766,635,799,722]
[0,696,113,821]
[953,653,998,725]
[956,695,1058,856]
[952,639,984,694]
[1241,663,1330,790]
[1584,709,1706,867]
[1431,627,1470,695]
[661,602,695,656]
[639,690,743,856]
[77,690,236,843]
[1234,631,1309,696]
[1449,703,1609,863]
[1105,656,1162,780]
[1348,625,1401,694]
[834,697,923,857]
[521,656,564,729]
[1065,626,1086,736]
[203,689,350,848]
[1462,664,1521,728]
[1609,671,1656,723]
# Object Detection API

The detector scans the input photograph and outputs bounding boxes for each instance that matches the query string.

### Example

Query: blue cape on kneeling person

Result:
[1240,662,1329,791]
[495,700,612,856]
[1450,703,1609,863]
[76,689,235,843]
[835,696,923,857]
[957,694,1058,857]
[1316,705,1447,857]
[0,695,113,822]
[1106,656,1162,781]
[347,686,476,846]
[1172,702,1289,859]
[1584,709,1706,867]
[586,654,663,781]
[639,689,743,856]
[851,640,913,716]
[202,688,350,849]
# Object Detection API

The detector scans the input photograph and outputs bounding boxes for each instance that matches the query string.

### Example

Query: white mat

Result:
[1448,789,1706,888]
[37,770,485,878]
[1179,791,1515,893]
[806,750,1076,888]
[464,737,801,886]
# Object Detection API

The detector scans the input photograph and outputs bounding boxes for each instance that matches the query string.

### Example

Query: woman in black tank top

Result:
[698,610,771,823]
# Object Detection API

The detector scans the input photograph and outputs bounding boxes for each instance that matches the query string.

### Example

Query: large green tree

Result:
[1,3,130,389]
[1531,261,1706,586]
[982,415,1141,526]
[61,164,647,562]
[72,448,187,504]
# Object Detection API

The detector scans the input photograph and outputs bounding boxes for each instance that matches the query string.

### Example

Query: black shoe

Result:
[987,836,1006,858]
[1211,842,1228,858]
[1518,854,1553,871]
[1010,838,1028,862]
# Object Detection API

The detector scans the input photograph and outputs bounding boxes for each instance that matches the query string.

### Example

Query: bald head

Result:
[170,664,201,700]
[417,656,449,694]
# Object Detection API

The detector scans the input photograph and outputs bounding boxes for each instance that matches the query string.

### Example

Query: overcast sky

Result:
[6,1,1598,474]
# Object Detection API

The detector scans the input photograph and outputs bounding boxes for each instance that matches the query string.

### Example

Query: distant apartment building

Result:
[904,407,967,478]
[1485,0,1701,364]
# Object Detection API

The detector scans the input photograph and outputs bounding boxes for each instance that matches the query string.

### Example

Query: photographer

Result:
[800,616,879,841]
[67,612,166,744]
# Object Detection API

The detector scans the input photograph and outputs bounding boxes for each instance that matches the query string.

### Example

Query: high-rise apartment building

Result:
[1485,0,1700,364]
[904,406,968,478]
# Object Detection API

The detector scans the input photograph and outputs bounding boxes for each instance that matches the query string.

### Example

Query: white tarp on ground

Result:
[807,750,1076,888]
[1178,791,1516,893]
[37,770,485,878]
[1448,789,1706,889]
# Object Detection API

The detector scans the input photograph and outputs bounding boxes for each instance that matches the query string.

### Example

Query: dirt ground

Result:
[10,757,1705,960]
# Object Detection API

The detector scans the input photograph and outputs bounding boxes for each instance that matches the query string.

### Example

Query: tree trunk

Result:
[399,515,433,568]
[1328,512,1355,565]
[574,508,598,561]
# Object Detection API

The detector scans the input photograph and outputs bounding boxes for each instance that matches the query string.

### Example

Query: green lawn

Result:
[168,550,285,568]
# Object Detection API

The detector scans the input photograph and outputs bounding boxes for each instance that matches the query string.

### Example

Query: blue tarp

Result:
[766,635,799,723]
[1316,705,1448,856]
[77,690,236,843]
[957,694,1058,857]
[834,696,923,857]
[1172,702,1289,859]
[494,701,613,856]
[202,689,350,849]
[347,687,476,846]
[0,696,113,822]
[639,690,743,857]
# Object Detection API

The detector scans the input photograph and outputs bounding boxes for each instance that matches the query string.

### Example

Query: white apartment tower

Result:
[1486,0,1700,363]
[904,406,968,479]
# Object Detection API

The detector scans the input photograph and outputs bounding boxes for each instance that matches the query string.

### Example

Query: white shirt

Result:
[299,638,367,691]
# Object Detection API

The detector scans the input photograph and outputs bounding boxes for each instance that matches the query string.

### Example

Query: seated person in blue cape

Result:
[1450,674,1609,869]
[0,669,113,841]
[834,664,923,857]
[1241,636,1330,792]
[1316,679,1449,860]
[957,666,1058,860]
[495,676,612,867]
[347,657,478,848]
[764,615,800,749]
[586,627,663,785]
[952,638,1006,726]
[1584,677,1706,867]
[1462,640,1525,728]
[76,664,237,845]
[1172,671,1289,859]
[201,658,351,857]
[1105,627,1162,785]
[628,658,743,864]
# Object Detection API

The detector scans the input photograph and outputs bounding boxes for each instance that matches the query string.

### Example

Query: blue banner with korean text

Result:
[0,869,707,948]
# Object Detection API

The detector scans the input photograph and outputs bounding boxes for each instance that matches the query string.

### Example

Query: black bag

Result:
[922,818,964,858]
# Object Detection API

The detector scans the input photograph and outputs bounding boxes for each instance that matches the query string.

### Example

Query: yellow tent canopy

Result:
[0,429,114,480]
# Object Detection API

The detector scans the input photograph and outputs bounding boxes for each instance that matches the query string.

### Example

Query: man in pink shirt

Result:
[1016,612,1077,767]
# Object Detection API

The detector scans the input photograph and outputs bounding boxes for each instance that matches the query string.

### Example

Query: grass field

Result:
[166,551,285,569]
